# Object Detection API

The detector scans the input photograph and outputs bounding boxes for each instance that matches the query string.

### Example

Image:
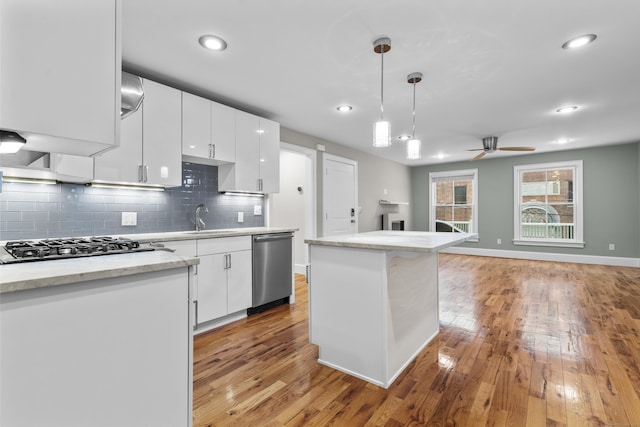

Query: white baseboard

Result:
[441,246,640,268]
[294,263,308,276]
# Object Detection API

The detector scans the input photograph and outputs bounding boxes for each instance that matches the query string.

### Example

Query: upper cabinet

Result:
[218,111,280,193]
[182,92,235,165]
[0,0,121,156]
[94,78,182,187]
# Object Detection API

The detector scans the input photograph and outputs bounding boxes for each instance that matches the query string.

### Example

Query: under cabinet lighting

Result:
[3,176,57,185]
[222,191,264,197]
[90,182,165,191]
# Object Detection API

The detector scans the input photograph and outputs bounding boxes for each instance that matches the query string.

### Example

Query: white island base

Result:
[307,231,473,388]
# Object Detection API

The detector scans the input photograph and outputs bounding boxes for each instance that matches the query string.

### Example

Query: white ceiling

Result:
[122,0,640,166]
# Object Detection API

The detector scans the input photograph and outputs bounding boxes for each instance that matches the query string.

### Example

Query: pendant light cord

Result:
[380,47,385,120]
[411,81,417,138]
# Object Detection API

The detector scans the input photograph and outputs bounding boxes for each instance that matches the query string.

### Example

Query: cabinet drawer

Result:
[163,240,196,257]
[197,236,251,256]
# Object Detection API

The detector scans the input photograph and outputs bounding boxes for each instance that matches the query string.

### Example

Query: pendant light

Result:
[406,72,423,160]
[373,37,391,148]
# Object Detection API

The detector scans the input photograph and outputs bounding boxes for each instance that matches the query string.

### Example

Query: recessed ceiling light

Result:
[198,35,227,51]
[397,135,410,141]
[556,105,579,114]
[562,34,597,49]
[336,105,352,113]
[553,138,572,145]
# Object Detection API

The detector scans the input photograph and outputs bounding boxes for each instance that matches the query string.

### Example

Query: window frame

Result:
[513,160,584,248]
[429,168,478,241]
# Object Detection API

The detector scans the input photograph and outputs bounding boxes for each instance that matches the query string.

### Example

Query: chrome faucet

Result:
[195,204,208,231]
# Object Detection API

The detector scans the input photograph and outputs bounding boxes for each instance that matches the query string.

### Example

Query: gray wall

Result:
[281,127,412,235]
[0,163,264,240]
[411,142,640,258]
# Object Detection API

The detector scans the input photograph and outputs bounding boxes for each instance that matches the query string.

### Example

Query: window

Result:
[429,169,478,240]
[513,160,584,248]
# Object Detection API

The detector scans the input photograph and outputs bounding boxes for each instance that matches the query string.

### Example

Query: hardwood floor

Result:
[193,254,640,426]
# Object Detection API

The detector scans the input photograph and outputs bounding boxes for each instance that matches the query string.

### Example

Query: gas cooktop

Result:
[0,237,153,264]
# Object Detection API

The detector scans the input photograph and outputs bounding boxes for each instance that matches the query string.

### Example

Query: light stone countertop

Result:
[0,251,199,294]
[0,227,297,294]
[118,227,297,243]
[305,230,477,253]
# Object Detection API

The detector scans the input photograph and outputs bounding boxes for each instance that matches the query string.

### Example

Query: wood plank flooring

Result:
[193,254,640,426]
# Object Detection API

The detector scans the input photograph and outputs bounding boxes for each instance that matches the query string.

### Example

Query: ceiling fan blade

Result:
[466,148,484,151]
[498,146,536,151]
[471,152,486,161]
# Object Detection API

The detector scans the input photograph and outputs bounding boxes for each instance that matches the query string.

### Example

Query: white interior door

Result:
[323,153,358,236]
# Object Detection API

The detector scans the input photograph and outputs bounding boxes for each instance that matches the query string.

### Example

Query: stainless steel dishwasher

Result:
[249,232,293,314]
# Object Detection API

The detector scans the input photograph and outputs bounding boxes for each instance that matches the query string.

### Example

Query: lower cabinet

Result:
[196,236,252,325]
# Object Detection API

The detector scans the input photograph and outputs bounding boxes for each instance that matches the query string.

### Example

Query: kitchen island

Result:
[0,251,199,427]
[305,231,475,388]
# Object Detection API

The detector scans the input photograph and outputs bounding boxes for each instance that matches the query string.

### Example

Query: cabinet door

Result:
[258,118,280,193]
[227,250,253,313]
[196,254,227,324]
[182,92,211,160]
[50,154,94,183]
[94,102,143,183]
[211,102,236,163]
[0,0,120,155]
[143,80,182,187]
[233,111,261,191]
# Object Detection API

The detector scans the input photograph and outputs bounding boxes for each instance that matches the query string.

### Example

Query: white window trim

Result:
[513,160,585,248]
[429,168,478,242]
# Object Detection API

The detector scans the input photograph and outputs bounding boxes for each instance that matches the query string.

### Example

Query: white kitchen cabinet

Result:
[182,92,235,165]
[197,253,229,322]
[211,101,236,163]
[218,111,280,193]
[143,80,182,186]
[0,0,121,156]
[182,92,211,160]
[0,267,193,427]
[94,78,182,187]
[50,153,94,183]
[226,250,253,313]
[257,117,280,193]
[196,236,252,325]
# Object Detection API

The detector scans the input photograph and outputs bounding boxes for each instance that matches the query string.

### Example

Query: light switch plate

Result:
[121,212,137,226]
[254,205,262,216]
[238,212,244,223]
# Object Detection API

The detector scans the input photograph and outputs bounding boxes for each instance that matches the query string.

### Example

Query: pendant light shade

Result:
[373,37,391,148]
[406,138,421,160]
[373,121,390,147]
[406,72,423,160]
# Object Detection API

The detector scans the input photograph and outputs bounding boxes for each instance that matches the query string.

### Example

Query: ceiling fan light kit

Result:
[373,37,392,148]
[467,136,536,161]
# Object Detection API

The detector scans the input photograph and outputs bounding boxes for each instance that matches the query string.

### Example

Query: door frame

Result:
[322,153,358,236]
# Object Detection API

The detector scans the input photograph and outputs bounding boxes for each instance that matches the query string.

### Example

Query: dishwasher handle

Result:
[253,232,293,242]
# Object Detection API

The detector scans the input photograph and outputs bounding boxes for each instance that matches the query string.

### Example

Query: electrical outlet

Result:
[121,212,137,226]
[609,243,615,251]
[238,212,244,223]
[497,238,502,245]
[254,205,262,216]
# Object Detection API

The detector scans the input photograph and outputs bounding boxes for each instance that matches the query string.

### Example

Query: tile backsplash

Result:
[0,163,264,240]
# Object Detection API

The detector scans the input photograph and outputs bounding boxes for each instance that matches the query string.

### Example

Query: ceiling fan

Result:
[467,136,535,161]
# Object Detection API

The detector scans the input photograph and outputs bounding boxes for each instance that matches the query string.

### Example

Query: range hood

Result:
[121,72,144,119]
